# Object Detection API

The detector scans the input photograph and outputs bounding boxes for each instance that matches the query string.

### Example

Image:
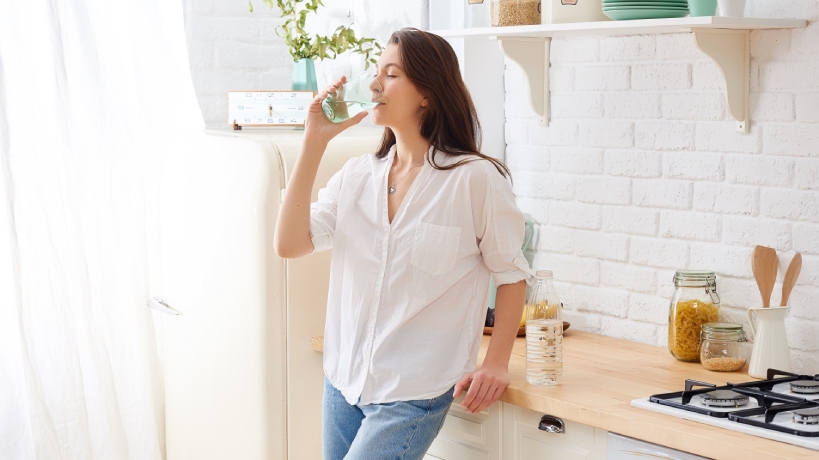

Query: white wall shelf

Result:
[435,17,806,132]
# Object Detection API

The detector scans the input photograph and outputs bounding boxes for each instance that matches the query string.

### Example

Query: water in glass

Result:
[321,72,381,123]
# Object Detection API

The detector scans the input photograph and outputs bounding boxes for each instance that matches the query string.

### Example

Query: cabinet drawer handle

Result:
[538,415,564,433]
[148,297,183,315]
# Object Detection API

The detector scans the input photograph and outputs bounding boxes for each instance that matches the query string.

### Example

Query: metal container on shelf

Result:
[491,0,542,26]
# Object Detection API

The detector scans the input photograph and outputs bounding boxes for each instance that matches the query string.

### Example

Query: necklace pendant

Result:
[388,185,396,195]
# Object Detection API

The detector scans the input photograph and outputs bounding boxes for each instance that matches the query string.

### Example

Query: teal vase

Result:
[292,58,318,92]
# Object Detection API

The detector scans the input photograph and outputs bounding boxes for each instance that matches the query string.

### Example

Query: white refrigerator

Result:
[153,128,383,460]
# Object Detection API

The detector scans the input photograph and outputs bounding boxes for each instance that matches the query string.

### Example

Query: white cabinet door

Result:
[426,394,502,460]
[426,436,489,460]
[501,403,607,460]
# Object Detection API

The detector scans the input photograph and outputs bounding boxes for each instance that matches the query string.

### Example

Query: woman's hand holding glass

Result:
[303,76,368,147]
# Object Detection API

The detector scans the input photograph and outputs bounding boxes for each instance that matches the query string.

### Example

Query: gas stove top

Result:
[632,369,819,452]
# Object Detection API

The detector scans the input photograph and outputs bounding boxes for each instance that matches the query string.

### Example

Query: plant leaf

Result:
[263,0,382,63]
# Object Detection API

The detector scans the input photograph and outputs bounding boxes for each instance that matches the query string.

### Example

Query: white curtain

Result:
[0,0,203,458]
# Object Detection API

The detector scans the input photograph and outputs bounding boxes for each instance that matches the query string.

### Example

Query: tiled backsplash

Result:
[505,2,819,373]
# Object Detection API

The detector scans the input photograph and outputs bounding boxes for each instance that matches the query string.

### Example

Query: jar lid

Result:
[701,322,747,341]
[535,270,553,279]
[702,322,743,332]
[674,270,716,287]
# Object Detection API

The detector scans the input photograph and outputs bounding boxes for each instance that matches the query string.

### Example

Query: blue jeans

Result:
[322,377,455,460]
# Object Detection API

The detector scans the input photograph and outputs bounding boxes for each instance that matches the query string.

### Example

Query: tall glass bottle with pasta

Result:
[668,271,720,362]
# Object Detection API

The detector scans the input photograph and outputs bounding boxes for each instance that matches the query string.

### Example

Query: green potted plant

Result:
[250,0,383,92]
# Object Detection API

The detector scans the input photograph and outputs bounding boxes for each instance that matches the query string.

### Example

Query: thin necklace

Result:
[389,160,424,195]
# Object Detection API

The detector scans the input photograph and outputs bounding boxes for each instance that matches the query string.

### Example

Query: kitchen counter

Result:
[311,331,817,459]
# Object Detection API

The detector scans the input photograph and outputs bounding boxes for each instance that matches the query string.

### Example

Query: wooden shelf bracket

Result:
[691,28,750,133]
[498,37,551,126]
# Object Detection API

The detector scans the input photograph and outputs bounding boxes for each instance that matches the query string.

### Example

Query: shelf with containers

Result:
[434,16,806,133]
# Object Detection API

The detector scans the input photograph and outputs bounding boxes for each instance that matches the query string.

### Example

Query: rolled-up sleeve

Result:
[309,167,344,254]
[476,162,536,286]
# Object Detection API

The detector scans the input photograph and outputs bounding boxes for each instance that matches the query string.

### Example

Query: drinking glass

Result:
[321,72,382,123]
[717,0,745,17]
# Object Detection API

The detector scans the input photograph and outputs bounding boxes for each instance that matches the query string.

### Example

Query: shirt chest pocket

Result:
[411,222,461,276]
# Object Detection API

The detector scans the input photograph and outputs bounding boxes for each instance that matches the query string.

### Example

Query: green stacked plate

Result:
[603,0,689,20]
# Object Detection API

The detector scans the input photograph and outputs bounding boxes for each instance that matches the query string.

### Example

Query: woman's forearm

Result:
[273,139,328,258]
[482,279,527,369]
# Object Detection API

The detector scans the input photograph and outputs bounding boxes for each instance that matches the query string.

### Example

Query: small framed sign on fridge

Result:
[227,90,316,129]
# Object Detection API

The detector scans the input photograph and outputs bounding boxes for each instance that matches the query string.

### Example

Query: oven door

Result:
[607,433,711,460]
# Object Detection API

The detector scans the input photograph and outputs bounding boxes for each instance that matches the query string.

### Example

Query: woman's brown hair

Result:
[374,28,512,180]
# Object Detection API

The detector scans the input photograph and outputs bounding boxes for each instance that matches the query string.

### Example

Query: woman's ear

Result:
[421,97,429,108]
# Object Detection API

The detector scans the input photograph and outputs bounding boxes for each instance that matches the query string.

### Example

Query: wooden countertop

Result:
[311,332,817,460]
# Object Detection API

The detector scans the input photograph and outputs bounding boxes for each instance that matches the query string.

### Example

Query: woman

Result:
[274,28,534,460]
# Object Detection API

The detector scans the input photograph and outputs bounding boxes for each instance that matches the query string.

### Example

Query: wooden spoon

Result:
[752,245,778,308]
[781,253,802,307]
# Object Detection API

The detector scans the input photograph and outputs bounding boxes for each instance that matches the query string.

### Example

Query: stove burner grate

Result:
[791,380,819,395]
[793,408,819,425]
[699,390,750,408]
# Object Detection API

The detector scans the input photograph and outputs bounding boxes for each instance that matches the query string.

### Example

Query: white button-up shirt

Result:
[309,145,534,405]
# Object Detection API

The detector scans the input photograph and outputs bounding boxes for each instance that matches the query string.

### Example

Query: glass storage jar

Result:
[668,270,720,362]
[466,0,490,28]
[699,322,748,372]
[490,0,542,26]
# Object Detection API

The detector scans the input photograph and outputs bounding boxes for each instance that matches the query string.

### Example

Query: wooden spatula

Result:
[752,245,778,308]
[781,253,802,307]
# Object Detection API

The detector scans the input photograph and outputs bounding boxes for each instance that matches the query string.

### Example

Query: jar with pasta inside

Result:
[668,270,720,362]
[490,0,542,26]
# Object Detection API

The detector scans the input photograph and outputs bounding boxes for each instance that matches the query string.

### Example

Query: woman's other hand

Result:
[452,281,524,414]
[304,76,368,146]
[452,363,509,414]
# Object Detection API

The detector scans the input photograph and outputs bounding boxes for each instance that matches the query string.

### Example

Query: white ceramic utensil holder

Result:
[747,306,792,378]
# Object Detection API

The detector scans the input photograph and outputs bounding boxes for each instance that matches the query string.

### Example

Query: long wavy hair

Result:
[374,28,511,180]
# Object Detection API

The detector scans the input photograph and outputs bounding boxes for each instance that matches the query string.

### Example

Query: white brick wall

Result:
[182,0,427,128]
[576,176,631,205]
[658,210,721,242]
[182,0,287,127]
[605,93,662,119]
[636,121,695,150]
[632,63,691,90]
[602,206,658,235]
[605,149,662,177]
[664,151,724,181]
[551,147,603,174]
[507,1,819,373]
[633,179,692,209]
[188,0,819,372]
